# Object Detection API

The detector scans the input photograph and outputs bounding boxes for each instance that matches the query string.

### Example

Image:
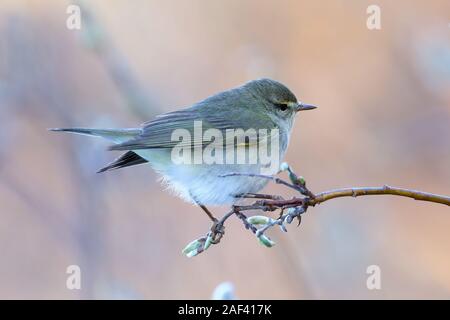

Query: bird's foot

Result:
[210,219,225,244]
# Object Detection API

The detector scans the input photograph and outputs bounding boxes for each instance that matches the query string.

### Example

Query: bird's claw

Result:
[296,215,302,227]
[210,220,225,244]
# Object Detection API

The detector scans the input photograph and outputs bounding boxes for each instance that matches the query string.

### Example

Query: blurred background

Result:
[0,0,449,299]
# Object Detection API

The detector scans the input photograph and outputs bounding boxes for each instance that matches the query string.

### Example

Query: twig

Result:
[309,186,450,207]
[182,164,450,257]
[234,193,284,200]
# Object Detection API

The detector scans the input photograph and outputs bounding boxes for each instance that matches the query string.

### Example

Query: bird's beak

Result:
[296,102,317,112]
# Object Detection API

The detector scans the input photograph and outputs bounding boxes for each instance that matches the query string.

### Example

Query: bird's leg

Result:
[234,193,284,200]
[190,192,226,244]
[198,204,217,222]
[189,192,217,222]
[196,202,225,244]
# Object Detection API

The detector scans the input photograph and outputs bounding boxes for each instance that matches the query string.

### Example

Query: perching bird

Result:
[50,78,316,223]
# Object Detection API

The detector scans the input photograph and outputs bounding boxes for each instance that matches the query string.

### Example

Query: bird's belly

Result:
[167,163,271,205]
[135,149,281,206]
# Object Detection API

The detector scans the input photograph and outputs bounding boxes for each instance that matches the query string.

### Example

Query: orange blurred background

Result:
[0,0,449,299]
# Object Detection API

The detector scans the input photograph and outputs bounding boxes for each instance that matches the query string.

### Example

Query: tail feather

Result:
[50,127,149,173]
[97,151,148,173]
[49,127,141,144]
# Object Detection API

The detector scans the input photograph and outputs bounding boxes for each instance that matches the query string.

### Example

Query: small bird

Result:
[50,78,316,224]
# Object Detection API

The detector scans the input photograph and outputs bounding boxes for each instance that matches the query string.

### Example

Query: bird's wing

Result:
[109,109,275,151]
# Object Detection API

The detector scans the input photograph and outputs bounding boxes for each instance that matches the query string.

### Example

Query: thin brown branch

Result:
[183,166,450,257]
[308,185,450,207]
[231,185,450,209]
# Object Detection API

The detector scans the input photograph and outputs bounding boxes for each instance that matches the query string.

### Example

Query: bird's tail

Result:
[48,127,142,144]
[49,127,149,172]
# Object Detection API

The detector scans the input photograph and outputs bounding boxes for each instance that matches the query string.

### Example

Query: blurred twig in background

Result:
[0,1,161,298]
[73,0,160,120]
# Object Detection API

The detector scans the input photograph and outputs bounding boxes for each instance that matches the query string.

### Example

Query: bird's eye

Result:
[275,103,288,111]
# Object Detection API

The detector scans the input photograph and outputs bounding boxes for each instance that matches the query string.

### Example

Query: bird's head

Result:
[244,78,316,122]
